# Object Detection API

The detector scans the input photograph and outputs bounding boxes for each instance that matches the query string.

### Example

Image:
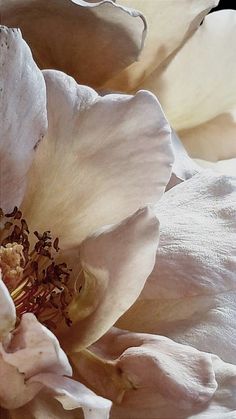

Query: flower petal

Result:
[0,353,42,409]
[30,373,111,419]
[2,0,146,88]
[117,171,236,364]
[179,112,236,161]
[142,11,236,131]
[73,327,217,410]
[1,313,72,379]
[61,207,159,350]
[0,273,16,339]
[195,158,236,177]
[0,26,47,212]
[166,130,201,191]
[104,0,219,92]
[22,70,173,247]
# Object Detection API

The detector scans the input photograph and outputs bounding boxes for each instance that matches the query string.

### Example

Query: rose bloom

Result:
[1,1,236,419]
[3,0,235,175]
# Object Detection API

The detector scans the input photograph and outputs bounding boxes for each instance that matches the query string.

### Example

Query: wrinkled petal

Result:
[179,112,236,161]
[117,172,236,364]
[72,327,217,410]
[22,70,173,247]
[2,0,146,88]
[0,354,42,409]
[104,0,218,92]
[166,130,201,190]
[0,26,47,212]
[195,158,236,177]
[30,373,111,419]
[1,313,72,378]
[61,207,159,350]
[0,273,16,339]
[142,11,236,131]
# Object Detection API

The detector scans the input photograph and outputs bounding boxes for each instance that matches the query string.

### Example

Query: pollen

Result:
[0,207,73,330]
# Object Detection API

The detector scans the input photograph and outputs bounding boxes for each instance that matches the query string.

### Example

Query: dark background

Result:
[212,1,236,11]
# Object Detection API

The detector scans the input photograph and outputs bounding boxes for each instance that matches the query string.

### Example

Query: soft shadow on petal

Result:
[142,11,236,131]
[1,313,72,379]
[22,70,173,247]
[0,354,42,409]
[0,26,47,212]
[0,274,16,339]
[2,0,145,88]
[72,327,217,413]
[117,172,236,364]
[9,394,81,419]
[29,374,111,419]
[195,158,236,177]
[104,0,219,92]
[61,207,159,350]
[179,112,236,161]
[166,130,201,190]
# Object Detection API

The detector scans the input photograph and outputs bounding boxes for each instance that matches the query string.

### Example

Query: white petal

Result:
[117,171,236,364]
[1,313,72,378]
[73,327,217,409]
[166,130,201,190]
[22,70,173,247]
[142,11,236,131]
[0,26,47,212]
[61,207,159,350]
[195,158,236,177]
[0,272,16,339]
[2,0,146,88]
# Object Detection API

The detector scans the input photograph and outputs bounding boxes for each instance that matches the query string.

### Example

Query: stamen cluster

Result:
[0,207,72,329]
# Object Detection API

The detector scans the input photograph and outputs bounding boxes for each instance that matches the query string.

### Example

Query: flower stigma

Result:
[0,207,73,330]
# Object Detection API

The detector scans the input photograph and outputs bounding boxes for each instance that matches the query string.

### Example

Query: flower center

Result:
[0,207,72,330]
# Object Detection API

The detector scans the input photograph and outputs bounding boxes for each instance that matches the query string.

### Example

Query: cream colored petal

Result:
[195,158,236,177]
[22,70,173,247]
[178,112,236,161]
[104,0,218,92]
[2,0,145,89]
[142,11,236,131]
[0,273,16,339]
[0,26,47,212]
[30,374,111,419]
[1,313,72,379]
[117,171,236,364]
[61,207,159,350]
[73,327,217,410]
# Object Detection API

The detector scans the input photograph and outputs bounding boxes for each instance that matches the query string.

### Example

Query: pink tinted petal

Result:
[0,26,47,212]
[30,373,111,419]
[0,353,42,409]
[73,327,217,409]
[0,273,16,339]
[2,313,72,378]
[62,207,159,350]
[166,130,201,190]
[2,0,146,88]
[22,70,173,247]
